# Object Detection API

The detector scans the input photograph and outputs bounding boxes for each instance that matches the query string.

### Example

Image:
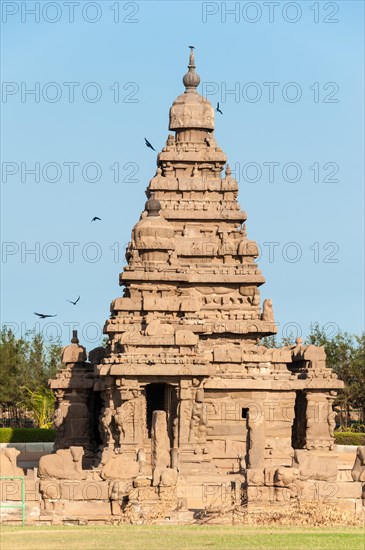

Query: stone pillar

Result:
[151,410,170,486]
[116,380,146,451]
[247,410,265,470]
[305,391,336,450]
[189,387,207,445]
[178,380,193,446]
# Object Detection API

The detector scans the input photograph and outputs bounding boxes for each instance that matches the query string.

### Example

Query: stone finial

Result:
[145,193,161,217]
[61,332,87,364]
[183,46,200,92]
[225,164,231,177]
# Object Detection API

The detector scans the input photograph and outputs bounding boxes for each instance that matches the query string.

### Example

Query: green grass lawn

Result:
[1,525,364,550]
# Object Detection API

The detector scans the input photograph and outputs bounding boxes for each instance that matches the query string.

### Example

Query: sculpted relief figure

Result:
[189,388,206,443]
[327,405,337,439]
[0,448,23,477]
[261,299,275,322]
[114,404,129,445]
[166,134,175,146]
[351,446,365,482]
[115,393,145,446]
[38,447,86,480]
[52,404,67,440]
[99,406,115,447]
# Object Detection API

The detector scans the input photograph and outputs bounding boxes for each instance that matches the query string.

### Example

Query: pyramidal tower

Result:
[104,49,277,367]
[45,50,354,520]
[97,47,342,482]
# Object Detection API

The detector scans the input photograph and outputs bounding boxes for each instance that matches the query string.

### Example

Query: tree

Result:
[306,323,365,425]
[0,328,62,422]
[349,333,365,422]
[0,328,29,403]
[19,387,55,429]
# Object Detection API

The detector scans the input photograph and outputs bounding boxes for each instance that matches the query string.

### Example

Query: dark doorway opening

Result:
[291,391,307,449]
[241,408,249,420]
[92,391,103,448]
[146,383,166,437]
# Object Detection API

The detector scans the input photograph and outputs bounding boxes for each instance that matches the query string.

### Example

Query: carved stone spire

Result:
[182,47,200,93]
[169,48,214,132]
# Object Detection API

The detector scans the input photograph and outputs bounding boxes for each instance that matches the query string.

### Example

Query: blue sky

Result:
[1,0,364,346]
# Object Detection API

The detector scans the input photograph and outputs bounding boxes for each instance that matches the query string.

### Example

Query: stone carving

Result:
[0,448,23,477]
[151,411,171,486]
[305,392,336,450]
[52,403,67,437]
[101,452,139,480]
[39,480,61,500]
[38,447,86,480]
[99,406,115,447]
[351,446,365,482]
[160,468,178,487]
[114,403,130,445]
[273,467,301,501]
[189,388,206,444]
[261,299,274,322]
[146,318,174,336]
[292,450,338,481]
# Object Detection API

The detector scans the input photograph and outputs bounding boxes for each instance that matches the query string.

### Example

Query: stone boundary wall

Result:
[0,443,54,453]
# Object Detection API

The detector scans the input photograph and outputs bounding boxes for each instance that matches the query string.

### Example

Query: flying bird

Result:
[34,312,57,319]
[216,102,223,115]
[144,138,156,151]
[67,295,80,306]
[91,216,101,223]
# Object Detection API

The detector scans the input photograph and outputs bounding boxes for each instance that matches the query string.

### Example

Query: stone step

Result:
[176,510,196,523]
[337,469,354,482]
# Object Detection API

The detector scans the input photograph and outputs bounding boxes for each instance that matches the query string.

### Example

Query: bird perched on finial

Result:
[189,45,195,49]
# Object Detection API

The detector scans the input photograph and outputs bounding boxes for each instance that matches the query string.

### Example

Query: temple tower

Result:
[94,50,342,490]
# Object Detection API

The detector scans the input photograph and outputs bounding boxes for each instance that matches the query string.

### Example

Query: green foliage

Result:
[0,427,56,443]
[0,328,61,412]
[334,431,365,446]
[101,336,109,347]
[261,336,278,348]
[306,324,365,424]
[18,387,55,429]
[336,423,365,433]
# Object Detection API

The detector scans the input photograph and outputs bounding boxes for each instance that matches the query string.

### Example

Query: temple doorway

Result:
[291,391,307,449]
[145,383,177,442]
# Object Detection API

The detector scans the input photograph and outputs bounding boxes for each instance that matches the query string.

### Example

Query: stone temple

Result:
[2,49,364,523]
